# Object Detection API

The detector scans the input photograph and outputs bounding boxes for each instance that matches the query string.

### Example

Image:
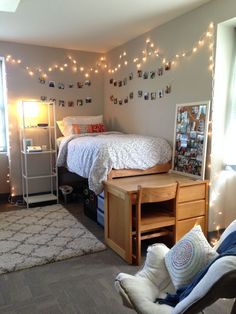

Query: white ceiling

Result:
[0,0,211,53]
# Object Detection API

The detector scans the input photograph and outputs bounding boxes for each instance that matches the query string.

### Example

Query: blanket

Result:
[57,132,172,194]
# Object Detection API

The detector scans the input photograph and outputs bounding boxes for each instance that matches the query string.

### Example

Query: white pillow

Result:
[165,225,218,290]
[63,115,103,125]
[56,120,66,136]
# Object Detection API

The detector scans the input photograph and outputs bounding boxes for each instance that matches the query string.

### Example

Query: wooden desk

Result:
[104,173,208,264]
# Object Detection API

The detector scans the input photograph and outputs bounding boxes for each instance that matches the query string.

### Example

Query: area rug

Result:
[0,204,106,274]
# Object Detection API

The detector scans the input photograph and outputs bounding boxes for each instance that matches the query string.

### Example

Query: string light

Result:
[104,22,214,74]
[5,22,214,80]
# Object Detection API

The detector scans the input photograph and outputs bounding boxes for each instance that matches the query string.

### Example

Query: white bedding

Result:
[57,132,172,194]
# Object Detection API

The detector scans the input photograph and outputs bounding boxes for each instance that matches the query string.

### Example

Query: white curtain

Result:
[0,59,7,152]
[224,56,236,166]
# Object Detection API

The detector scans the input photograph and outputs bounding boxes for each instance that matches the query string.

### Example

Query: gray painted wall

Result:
[104,0,236,142]
[0,41,104,196]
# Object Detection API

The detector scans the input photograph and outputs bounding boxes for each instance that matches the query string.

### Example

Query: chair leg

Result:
[136,232,141,265]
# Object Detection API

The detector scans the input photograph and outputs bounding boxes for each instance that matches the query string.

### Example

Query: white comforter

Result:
[57,132,172,194]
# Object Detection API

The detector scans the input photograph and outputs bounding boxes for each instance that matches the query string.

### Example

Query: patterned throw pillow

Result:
[165,225,218,290]
[87,123,106,133]
[71,124,90,134]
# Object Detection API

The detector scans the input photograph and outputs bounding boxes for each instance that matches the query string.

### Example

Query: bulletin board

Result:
[171,101,210,179]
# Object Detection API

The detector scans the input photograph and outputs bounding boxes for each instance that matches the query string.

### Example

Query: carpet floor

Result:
[0,204,106,274]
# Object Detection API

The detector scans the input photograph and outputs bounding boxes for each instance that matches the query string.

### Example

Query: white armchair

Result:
[115,221,236,314]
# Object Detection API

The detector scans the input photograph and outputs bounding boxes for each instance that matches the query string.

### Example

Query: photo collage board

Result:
[171,101,210,179]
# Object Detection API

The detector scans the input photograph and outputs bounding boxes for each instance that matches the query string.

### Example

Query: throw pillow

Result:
[165,225,218,290]
[71,123,90,134]
[87,123,106,133]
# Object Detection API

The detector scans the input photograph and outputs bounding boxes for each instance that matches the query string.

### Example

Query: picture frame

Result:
[171,101,210,179]
[23,138,33,152]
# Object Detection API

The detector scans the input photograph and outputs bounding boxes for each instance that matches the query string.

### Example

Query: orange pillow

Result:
[87,123,106,133]
[71,124,90,134]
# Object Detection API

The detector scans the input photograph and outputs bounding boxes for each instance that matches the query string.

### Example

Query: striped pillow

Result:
[165,225,218,290]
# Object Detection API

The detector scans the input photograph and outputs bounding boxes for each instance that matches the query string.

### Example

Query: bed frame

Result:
[107,161,171,180]
[58,161,171,188]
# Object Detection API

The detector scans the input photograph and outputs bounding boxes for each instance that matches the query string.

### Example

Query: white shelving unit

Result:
[20,100,58,208]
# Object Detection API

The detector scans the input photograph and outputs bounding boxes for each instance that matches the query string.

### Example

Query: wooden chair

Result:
[134,182,179,265]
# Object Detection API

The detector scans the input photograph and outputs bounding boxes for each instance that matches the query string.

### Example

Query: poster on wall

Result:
[171,101,210,179]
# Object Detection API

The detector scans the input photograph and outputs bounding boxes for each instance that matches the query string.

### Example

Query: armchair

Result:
[115,221,236,314]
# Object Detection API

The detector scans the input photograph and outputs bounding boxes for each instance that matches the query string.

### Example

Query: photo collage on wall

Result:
[172,102,210,179]
[39,76,93,107]
[109,61,172,105]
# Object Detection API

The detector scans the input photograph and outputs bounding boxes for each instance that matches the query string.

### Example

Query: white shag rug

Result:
[0,204,106,274]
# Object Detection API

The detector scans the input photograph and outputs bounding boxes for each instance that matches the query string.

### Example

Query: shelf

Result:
[20,126,55,129]
[20,101,58,208]
[23,173,57,180]
[24,193,58,204]
[21,150,56,155]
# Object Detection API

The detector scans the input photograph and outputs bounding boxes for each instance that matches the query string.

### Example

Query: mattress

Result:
[57,132,172,194]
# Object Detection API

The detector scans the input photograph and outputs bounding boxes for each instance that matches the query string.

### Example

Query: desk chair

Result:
[134,182,178,265]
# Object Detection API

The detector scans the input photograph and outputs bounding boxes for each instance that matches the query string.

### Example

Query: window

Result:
[224,56,236,166]
[0,58,7,152]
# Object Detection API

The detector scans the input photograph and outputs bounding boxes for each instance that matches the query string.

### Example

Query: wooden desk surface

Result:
[104,172,204,194]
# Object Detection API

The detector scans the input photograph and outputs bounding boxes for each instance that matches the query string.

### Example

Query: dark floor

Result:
[0,200,234,314]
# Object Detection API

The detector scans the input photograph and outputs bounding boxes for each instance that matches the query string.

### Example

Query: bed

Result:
[57,131,172,195]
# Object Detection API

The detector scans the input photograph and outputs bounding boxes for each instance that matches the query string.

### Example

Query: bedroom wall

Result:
[104,0,236,231]
[0,41,104,196]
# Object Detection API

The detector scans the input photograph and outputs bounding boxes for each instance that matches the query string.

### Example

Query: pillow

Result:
[165,225,218,290]
[87,123,106,133]
[56,120,66,136]
[71,124,90,134]
[63,115,103,126]
[68,123,106,135]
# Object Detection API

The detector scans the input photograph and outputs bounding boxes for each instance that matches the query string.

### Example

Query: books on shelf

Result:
[27,146,42,152]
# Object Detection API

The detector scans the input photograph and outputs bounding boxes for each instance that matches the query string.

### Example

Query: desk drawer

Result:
[178,184,206,202]
[177,200,205,220]
[176,216,205,241]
